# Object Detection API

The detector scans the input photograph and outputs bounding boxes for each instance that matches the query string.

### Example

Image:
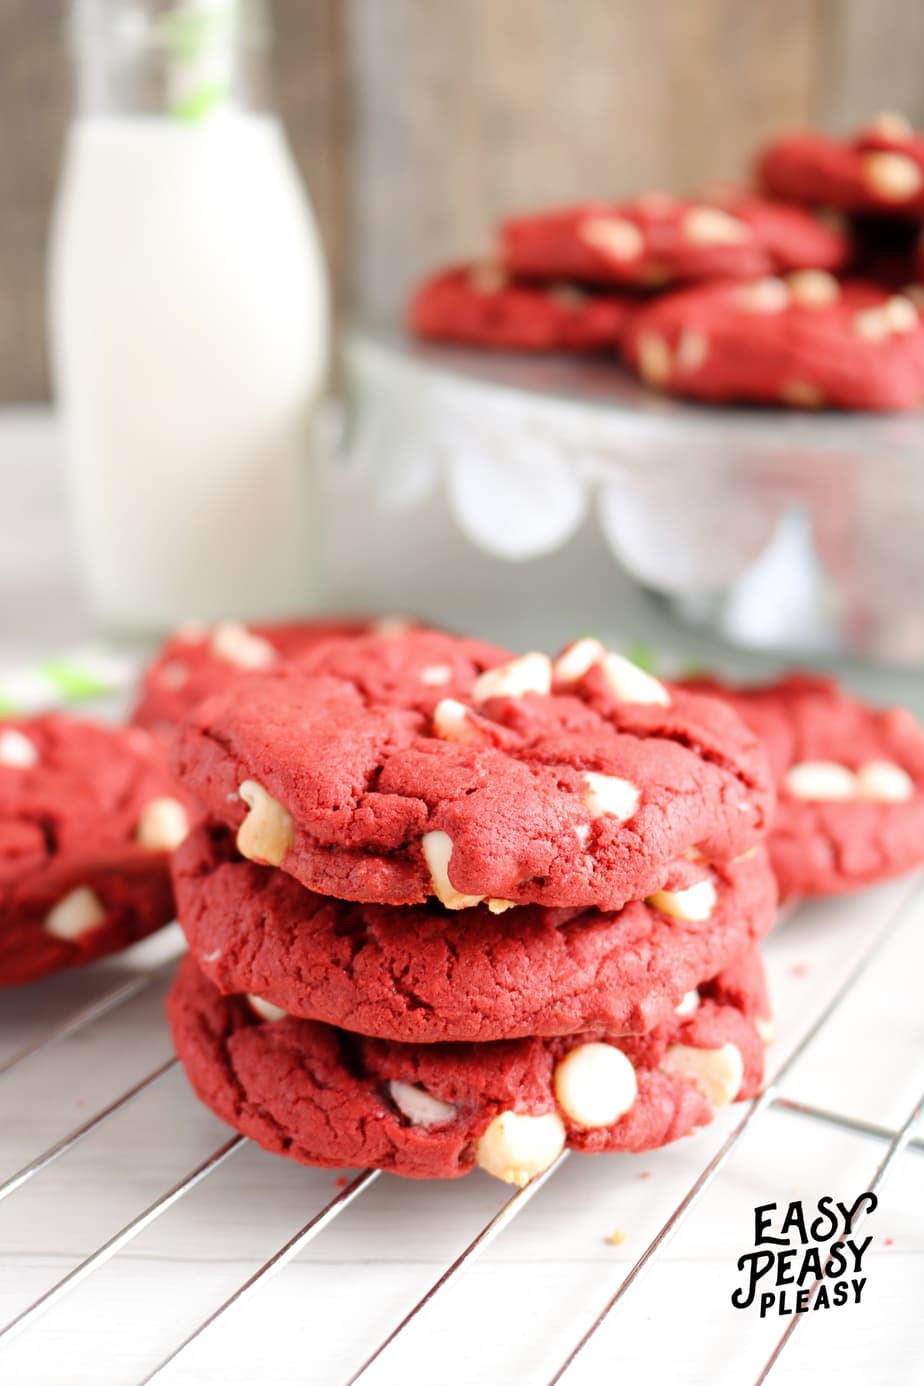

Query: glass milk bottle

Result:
[48,0,330,632]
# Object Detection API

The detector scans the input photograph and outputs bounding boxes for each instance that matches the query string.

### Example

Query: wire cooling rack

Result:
[1,871,922,1386]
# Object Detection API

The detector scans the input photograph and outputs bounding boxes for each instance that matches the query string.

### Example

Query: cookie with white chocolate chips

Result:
[500,192,848,292]
[131,615,384,740]
[409,263,636,352]
[167,948,767,1182]
[172,631,773,911]
[172,822,777,1044]
[622,276,924,410]
[758,114,924,218]
[0,715,187,986]
[681,675,924,899]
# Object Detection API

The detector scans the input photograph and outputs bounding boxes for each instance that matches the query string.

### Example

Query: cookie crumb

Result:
[607,1227,626,1246]
[883,1236,894,1247]
[335,1175,348,1188]
[639,1170,652,1180]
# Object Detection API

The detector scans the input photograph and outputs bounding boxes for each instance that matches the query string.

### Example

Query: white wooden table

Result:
[1,411,922,1386]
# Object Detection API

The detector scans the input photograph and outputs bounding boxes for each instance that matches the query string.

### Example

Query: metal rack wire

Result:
[1,879,922,1386]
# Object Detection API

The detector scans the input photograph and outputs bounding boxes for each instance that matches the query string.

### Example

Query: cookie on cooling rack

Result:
[682,675,924,900]
[0,716,188,986]
[168,948,767,1183]
[132,615,386,737]
[172,631,773,911]
[758,113,924,218]
[622,275,924,410]
[499,193,846,290]
[172,821,777,1044]
[408,262,635,352]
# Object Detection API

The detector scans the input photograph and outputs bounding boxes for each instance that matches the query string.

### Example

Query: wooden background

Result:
[2,0,924,400]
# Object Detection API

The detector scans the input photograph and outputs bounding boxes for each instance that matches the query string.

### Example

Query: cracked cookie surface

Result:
[173,631,773,910]
[174,823,777,1042]
[168,951,766,1182]
[132,616,378,738]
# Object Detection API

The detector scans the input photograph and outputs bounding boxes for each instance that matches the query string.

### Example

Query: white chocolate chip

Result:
[737,277,790,314]
[236,780,295,866]
[783,760,857,802]
[863,150,923,201]
[683,205,749,246]
[788,269,840,307]
[636,331,671,386]
[209,620,277,671]
[486,898,517,914]
[675,327,708,373]
[648,878,717,923]
[44,887,107,941]
[579,215,644,261]
[246,994,288,1022]
[0,728,38,768]
[389,1079,456,1126]
[600,652,670,707]
[419,663,453,687]
[675,988,700,1017]
[779,379,825,408]
[553,1042,637,1129]
[855,760,914,803]
[553,637,605,685]
[469,262,507,294]
[869,110,913,140]
[884,295,918,334]
[661,1041,743,1107]
[471,653,551,703]
[574,823,592,848]
[755,1017,775,1046]
[136,796,190,851]
[852,306,892,341]
[421,829,484,909]
[431,698,487,746]
[582,771,640,823]
[475,1110,566,1186]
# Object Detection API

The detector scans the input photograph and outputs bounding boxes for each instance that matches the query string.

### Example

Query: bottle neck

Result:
[67,0,274,119]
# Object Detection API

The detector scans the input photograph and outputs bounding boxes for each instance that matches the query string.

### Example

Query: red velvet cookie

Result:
[173,822,778,1043]
[499,193,846,290]
[173,632,773,911]
[711,193,848,274]
[0,716,188,986]
[682,675,924,899]
[132,616,382,738]
[758,116,924,218]
[408,263,634,352]
[167,950,766,1182]
[623,276,924,410]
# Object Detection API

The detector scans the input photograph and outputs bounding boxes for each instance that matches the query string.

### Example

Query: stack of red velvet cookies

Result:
[410,112,924,412]
[165,629,781,1184]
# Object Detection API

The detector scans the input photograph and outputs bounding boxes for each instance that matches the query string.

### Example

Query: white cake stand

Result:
[343,331,924,667]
